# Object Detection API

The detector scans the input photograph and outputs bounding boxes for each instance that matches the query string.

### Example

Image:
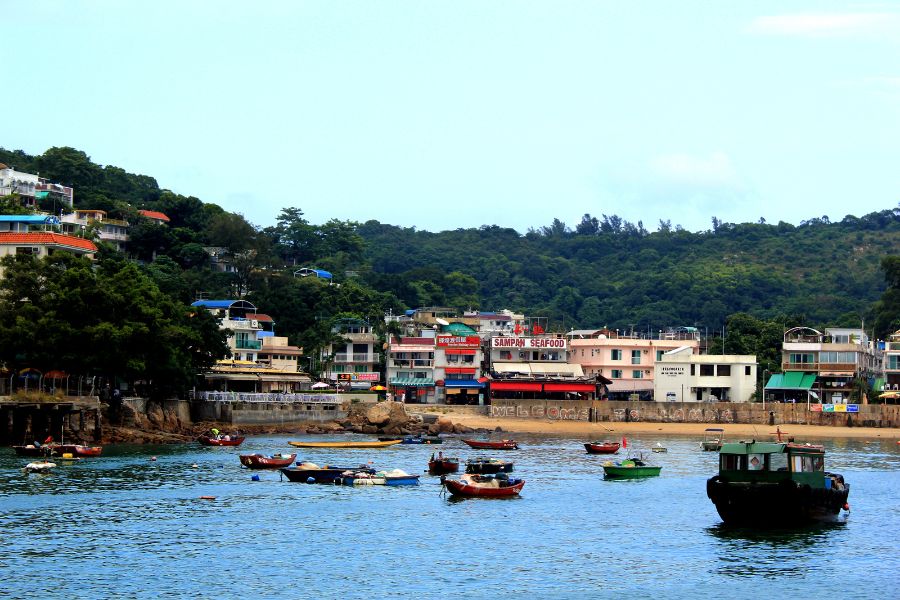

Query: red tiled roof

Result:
[0,232,98,252]
[246,313,274,322]
[138,210,170,222]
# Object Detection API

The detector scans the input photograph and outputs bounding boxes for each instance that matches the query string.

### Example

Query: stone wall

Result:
[191,400,348,425]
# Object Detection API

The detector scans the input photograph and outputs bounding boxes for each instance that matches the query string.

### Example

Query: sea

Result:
[1,433,898,599]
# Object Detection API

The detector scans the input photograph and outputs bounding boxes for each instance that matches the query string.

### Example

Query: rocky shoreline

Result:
[100,401,482,445]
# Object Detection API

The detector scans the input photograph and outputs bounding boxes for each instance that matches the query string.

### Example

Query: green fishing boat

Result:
[706,441,850,526]
[602,457,662,479]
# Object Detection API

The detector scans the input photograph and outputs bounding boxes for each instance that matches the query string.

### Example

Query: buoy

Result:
[199,496,216,500]
[306,477,316,484]
[150,456,157,461]
[192,464,199,468]
[843,503,850,511]
[251,474,260,481]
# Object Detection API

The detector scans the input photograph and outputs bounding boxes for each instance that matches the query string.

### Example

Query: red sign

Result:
[436,335,480,348]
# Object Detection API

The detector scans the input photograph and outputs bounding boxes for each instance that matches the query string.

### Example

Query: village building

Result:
[882,330,900,400]
[320,318,381,389]
[568,327,701,400]
[654,346,757,403]
[386,331,436,403]
[191,299,310,392]
[433,323,485,405]
[0,163,74,211]
[59,209,129,252]
[767,327,882,404]
[0,215,97,277]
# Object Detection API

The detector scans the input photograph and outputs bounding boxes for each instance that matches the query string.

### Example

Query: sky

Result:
[3,1,899,233]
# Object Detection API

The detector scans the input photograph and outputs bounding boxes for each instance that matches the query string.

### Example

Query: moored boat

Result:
[442,473,525,498]
[280,462,375,484]
[602,457,662,479]
[288,439,401,449]
[706,441,850,526]
[239,453,297,469]
[462,439,519,450]
[701,428,725,451]
[378,435,443,444]
[12,445,54,457]
[428,453,460,475]
[55,444,102,457]
[24,461,56,473]
[584,441,620,454]
[465,458,514,474]
[199,435,245,447]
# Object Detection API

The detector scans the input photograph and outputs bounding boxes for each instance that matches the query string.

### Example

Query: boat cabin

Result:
[718,442,829,489]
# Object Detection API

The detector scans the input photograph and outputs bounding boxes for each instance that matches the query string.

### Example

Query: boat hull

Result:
[444,478,524,498]
[384,475,420,486]
[585,442,620,454]
[428,459,460,475]
[12,445,52,457]
[280,466,374,484]
[602,465,662,479]
[288,440,401,449]
[707,476,850,526]
[239,453,297,469]
[379,436,443,444]
[462,439,519,450]
[56,444,102,457]
[199,436,245,447]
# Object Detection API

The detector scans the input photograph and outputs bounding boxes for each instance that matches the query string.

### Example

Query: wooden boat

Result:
[12,445,53,457]
[584,441,621,454]
[288,439,402,449]
[384,472,420,486]
[651,443,668,453]
[239,453,297,469]
[701,428,725,451]
[198,435,245,447]
[280,463,375,484]
[55,444,102,457]
[465,458,514,474]
[442,473,525,498]
[707,441,850,526]
[428,454,460,475]
[602,457,662,479]
[462,439,519,450]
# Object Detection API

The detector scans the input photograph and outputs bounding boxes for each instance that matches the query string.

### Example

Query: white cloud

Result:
[747,12,900,37]
[650,152,738,188]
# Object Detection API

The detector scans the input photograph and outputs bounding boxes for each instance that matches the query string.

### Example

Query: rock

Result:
[434,416,455,434]
[362,425,378,434]
[453,423,474,434]
[382,424,403,435]
[366,402,409,428]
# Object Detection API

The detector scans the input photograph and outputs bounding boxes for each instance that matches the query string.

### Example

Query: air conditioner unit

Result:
[645,370,651,374]
[643,350,648,354]
[251,320,259,328]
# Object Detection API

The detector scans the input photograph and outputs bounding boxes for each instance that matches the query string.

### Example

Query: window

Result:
[632,370,643,379]
[820,352,856,364]
[611,349,622,360]
[15,246,38,255]
[888,356,900,370]
[789,353,814,365]
[717,365,731,377]
[690,364,695,376]
[611,369,622,379]
[720,454,745,471]
[631,350,641,364]
[745,366,751,376]
[769,452,788,472]
[656,350,664,361]
[700,364,714,376]
[354,365,367,373]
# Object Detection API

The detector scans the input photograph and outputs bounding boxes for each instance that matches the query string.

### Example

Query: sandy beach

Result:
[449,413,900,441]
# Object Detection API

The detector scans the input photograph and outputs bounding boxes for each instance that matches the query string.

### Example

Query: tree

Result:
[873,256,900,338]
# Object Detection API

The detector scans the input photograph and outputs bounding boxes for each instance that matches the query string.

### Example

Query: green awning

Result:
[390,378,435,387]
[765,372,816,390]
[874,378,885,392]
[34,191,50,199]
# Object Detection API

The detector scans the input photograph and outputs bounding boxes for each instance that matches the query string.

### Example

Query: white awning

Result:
[530,363,583,376]
[606,380,654,392]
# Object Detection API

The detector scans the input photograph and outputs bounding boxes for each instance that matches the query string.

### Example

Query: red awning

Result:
[444,367,476,374]
[490,382,542,392]
[445,349,477,355]
[543,383,596,392]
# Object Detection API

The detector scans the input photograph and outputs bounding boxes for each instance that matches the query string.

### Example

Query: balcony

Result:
[236,340,262,350]
[390,359,434,368]
[781,362,857,373]
[333,353,375,363]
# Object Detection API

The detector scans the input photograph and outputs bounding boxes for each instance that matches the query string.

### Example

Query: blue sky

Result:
[3,1,899,233]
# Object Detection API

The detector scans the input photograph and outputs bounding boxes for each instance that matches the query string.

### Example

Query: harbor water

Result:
[2,433,899,599]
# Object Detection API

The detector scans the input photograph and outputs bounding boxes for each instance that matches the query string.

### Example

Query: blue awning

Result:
[444,379,485,389]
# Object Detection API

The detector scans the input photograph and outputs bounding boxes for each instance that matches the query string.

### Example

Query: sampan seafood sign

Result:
[491,337,567,349]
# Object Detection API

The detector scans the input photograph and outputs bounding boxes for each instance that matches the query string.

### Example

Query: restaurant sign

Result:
[337,372,380,381]
[809,404,859,413]
[491,337,567,350]
[436,335,481,348]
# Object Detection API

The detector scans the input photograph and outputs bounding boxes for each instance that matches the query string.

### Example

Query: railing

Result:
[333,353,375,363]
[191,391,341,404]
[781,362,857,372]
[235,340,262,350]
[389,359,434,368]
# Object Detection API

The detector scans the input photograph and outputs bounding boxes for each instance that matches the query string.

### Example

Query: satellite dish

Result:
[436,318,450,326]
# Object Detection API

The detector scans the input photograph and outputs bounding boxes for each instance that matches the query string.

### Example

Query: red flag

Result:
[532,324,545,334]
[622,436,627,449]
[44,436,54,444]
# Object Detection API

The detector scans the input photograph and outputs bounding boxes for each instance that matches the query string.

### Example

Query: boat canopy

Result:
[765,372,816,390]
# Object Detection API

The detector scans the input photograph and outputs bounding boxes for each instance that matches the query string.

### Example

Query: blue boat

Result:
[384,474,420,486]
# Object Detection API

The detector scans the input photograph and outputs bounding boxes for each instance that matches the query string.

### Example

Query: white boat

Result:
[24,461,56,473]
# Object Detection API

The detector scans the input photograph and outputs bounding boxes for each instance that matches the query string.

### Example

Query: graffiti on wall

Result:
[490,404,589,421]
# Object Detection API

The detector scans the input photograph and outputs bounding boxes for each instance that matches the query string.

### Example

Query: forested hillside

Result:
[3,146,899,356]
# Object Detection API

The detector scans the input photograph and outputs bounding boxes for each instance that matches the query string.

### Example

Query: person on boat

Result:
[209,428,220,440]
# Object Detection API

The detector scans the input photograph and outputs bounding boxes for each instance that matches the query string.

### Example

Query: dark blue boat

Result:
[280,464,375,484]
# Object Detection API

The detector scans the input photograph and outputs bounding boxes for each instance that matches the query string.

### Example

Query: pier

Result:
[0,396,103,446]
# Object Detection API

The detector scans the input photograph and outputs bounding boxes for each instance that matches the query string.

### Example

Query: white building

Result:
[654,346,757,403]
